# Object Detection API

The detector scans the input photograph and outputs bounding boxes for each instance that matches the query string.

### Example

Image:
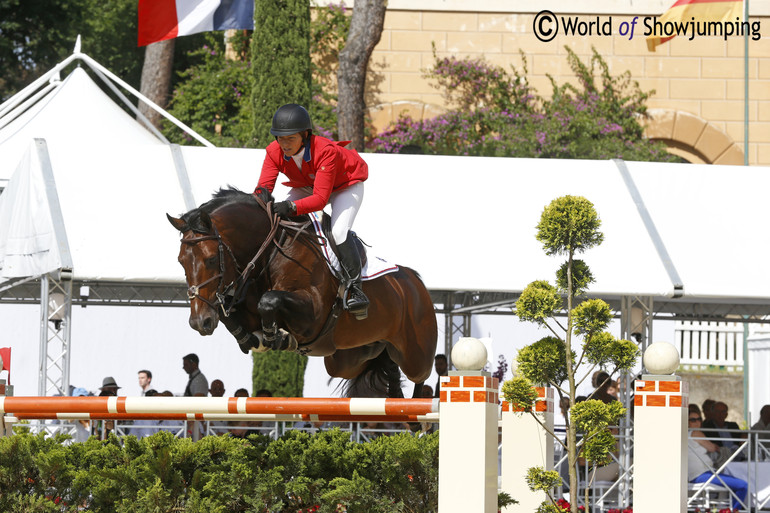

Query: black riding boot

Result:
[336,234,370,319]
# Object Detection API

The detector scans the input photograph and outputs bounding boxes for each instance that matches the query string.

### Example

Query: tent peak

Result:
[0,50,213,149]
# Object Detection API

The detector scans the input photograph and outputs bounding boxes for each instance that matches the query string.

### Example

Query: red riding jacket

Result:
[256,135,368,215]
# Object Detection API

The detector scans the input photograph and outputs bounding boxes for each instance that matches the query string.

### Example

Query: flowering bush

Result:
[607,508,736,513]
[368,47,679,162]
[553,498,585,513]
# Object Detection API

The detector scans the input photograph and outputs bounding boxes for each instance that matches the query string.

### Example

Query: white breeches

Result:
[286,181,364,244]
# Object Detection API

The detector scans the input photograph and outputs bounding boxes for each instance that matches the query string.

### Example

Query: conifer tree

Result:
[249,0,312,393]
[252,351,307,397]
[251,0,312,148]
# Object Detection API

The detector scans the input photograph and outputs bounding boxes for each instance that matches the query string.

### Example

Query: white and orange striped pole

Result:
[0,396,437,422]
[633,342,687,513]
[501,386,555,512]
[438,337,499,513]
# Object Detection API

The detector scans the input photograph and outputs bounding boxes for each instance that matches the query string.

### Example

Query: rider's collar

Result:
[283,136,312,163]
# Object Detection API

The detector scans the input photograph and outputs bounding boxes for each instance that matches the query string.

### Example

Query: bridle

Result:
[181,197,315,318]
[182,223,239,314]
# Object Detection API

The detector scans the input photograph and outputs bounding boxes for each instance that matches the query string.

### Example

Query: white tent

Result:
[1,52,769,416]
[0,67,163,181]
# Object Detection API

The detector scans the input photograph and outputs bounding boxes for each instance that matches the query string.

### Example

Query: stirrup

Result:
[345,285,369,320]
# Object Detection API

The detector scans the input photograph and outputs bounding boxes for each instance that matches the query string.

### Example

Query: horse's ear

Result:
[167,214,187,232]
[197,211,213,232]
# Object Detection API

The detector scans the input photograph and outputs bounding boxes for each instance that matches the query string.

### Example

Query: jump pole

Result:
[0,397,437,426]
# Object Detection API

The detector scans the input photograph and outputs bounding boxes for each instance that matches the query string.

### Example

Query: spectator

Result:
[701,401,746,458]
[590,371,617,404]
[131,389,161,438]
[688,404,748,509]
[209,379,225,397]
[702,399,716,423]
[137,370,153,396]
[417,385,436,436]
[255,389,276,433]
[98,376,121,396]
[182,353,208,397]
[72,387,91,442]
[230,388,264,438]
[751,404,770,440]
[206,381,227,435]
[433,354,448,398]
[156,390,184,435]
[751,405,770,459]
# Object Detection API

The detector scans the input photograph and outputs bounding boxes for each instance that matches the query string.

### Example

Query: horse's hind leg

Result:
[324,344,405,398]
[323,343,385,379]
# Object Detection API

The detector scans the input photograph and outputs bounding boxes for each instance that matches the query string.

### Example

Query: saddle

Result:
[320,213,368,273]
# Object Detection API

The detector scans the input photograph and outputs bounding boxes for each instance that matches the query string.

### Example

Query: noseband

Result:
[182,224,238,315]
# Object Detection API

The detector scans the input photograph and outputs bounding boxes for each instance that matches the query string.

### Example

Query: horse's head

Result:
[168,188,276,336]
[168,209,232,335]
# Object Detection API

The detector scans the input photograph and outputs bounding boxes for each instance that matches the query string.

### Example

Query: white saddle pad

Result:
[307,212,398,281]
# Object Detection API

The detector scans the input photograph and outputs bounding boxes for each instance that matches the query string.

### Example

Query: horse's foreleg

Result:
[257,290,316,350]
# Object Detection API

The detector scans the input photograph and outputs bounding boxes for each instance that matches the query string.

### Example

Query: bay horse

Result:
[167,188,437,398]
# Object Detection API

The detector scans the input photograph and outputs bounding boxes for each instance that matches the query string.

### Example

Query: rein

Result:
[182,198,315,317]
[224,197,317,316]
[184,194,339,352]
[182,224,239,312]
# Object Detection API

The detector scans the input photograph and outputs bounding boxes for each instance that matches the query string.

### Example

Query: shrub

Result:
[368,47,680,163]
[0,429,439,512]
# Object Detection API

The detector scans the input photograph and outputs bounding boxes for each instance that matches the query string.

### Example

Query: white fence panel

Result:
[676,321,770,369]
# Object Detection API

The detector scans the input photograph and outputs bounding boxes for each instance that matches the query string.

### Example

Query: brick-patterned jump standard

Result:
[634,377,689,513]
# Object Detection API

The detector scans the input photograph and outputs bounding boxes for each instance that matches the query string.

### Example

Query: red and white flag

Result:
[0,347,10,384]
[646,0,743,51]
[138,0,254,47]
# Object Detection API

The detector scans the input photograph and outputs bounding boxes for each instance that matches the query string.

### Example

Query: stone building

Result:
[359,0,770,165]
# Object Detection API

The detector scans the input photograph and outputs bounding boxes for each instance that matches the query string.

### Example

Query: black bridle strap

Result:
[224,199,315,315]
[181,225,239,314]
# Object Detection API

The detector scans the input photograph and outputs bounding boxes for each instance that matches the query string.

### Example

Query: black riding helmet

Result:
[270,104,313,136]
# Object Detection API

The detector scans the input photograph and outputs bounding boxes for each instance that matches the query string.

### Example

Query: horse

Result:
[167,187,437,398]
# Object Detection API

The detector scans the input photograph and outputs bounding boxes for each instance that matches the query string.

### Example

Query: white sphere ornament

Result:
[451,337,488,371]
[643,341,680,375]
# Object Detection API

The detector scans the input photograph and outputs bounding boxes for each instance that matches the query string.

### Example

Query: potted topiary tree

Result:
[502,195,640,513]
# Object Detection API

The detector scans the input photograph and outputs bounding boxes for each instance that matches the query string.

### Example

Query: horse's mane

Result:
[181,186,261,233]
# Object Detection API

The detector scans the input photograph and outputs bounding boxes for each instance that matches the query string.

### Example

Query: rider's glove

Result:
[273,201,296,218]
[254,187,272,203]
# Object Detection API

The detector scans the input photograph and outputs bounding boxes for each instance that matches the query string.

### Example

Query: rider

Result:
[254,103,370,318]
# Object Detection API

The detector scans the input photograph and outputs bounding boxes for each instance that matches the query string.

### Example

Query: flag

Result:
[0,347,10,384]
[646,0,743,51]
[138,0,254,47]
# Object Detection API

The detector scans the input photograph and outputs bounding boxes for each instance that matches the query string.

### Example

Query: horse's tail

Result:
[343,349,404,398]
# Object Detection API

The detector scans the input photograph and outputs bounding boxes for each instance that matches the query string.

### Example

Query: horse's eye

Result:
[205,256,217,268]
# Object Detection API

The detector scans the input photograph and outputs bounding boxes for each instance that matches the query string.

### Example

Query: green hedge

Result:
[0,429,440,512]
